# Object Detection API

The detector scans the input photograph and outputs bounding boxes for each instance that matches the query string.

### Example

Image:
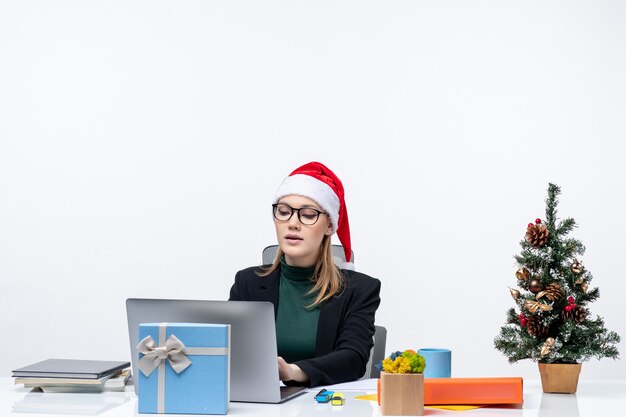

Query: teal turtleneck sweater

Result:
[275,257,320,363]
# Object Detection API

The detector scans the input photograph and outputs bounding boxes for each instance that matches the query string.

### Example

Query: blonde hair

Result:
[258,235,344,308]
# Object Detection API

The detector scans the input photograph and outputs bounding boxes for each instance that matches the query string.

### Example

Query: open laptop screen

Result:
[125,298,305,403]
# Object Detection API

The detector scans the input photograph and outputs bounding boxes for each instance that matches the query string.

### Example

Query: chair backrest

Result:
[362,325,387,379]
[261,244,354,267]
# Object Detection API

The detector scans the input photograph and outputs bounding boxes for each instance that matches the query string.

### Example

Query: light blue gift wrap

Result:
[137,323,230,415]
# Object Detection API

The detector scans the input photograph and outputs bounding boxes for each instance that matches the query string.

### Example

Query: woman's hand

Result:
[277,356,309,383]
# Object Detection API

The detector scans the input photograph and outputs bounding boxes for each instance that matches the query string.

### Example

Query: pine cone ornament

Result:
[526,315,549,337]
[562,305,588,323]
[536,283,563,302]
[526,224,549,247]
[574,306,588,323]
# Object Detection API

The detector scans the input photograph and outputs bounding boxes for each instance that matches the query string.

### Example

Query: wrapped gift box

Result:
[138,323,230,414]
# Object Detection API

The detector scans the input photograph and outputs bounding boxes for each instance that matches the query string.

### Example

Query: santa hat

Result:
[274,161,353,269]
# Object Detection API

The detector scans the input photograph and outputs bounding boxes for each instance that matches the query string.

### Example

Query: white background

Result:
[1,0,624,380]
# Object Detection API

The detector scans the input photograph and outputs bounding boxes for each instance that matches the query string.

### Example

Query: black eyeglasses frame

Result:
[271,203,328,225]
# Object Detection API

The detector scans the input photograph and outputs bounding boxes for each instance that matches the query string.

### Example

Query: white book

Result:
[15,372,119,386]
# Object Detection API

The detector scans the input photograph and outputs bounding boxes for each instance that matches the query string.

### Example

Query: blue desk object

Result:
[314,388,335,403]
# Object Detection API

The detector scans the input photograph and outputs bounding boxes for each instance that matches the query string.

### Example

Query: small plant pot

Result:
[538,362,582,394]
[380,372,424,416]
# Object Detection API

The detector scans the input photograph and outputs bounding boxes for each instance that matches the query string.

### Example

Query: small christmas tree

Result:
[494,183,620,364]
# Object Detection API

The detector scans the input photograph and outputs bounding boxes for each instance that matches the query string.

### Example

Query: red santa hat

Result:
[274,161,353,268]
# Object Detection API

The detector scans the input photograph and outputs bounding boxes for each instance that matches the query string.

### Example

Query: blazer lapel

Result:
[253,267,281,318]
[316,293,346,355]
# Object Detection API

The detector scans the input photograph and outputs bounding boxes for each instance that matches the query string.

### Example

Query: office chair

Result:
[362,325,387,379]
[261,244,354,267]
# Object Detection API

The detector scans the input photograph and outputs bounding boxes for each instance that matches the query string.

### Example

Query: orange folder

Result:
[378,377,523,406]
[424,377,523,405]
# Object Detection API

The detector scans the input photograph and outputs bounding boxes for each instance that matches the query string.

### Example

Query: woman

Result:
[229,161,381,387]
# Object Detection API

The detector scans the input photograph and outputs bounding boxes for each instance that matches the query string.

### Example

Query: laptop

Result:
[125,298,307,403]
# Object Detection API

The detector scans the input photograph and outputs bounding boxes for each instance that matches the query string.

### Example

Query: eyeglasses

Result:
[272,203,327,225]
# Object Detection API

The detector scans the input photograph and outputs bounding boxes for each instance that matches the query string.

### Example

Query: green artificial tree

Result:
[494,184,620,365]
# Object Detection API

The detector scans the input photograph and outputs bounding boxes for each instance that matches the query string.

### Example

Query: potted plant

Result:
[377,350,426,415]
[494,184,620,393]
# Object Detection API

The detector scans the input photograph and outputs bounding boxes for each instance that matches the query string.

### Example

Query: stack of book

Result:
[12,359,131,393]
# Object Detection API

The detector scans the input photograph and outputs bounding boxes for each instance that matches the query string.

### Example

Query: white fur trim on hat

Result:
[274,174,340,233]
[341,261,355,271]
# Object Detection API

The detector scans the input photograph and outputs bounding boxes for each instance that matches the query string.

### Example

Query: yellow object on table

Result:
[331,392,345,406]
[354,394,483,411]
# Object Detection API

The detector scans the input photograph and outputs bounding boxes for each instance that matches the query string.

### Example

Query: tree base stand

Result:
[538,363,582,394]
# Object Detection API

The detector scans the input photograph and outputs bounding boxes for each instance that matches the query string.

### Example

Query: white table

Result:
[1,377,625,417]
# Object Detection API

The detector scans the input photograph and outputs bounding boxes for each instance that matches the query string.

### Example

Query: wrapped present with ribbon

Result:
[137,323,230,415]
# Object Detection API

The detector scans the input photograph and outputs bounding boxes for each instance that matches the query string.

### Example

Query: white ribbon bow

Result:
[137,334,192,377]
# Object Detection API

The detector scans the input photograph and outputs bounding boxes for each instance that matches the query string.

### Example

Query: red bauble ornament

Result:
[527,223,533,228]
[565,305,573,312]
[568,296,575,304]
[535,218,542,224]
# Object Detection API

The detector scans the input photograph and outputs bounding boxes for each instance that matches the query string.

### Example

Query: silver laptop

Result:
[125,298,307,403]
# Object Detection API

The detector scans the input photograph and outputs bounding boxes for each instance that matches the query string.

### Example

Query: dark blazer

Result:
[229,265,381,387]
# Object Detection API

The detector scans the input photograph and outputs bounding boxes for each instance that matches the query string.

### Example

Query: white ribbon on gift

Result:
[137,322,229,414]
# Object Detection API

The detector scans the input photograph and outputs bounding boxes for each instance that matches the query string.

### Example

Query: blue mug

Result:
[418,348,451,378]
